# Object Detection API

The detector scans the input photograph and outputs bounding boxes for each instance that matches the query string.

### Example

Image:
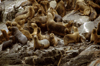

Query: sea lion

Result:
[15,6,34,25]
[1,29,9,41]
[47,12,70,36]
[89,6,97,21]
[64,20,74,33]
[35,8,45,17]
[31,23,38,35]
[49,33,58,46]
[2,40,13,51]
[97,22,100,35]
[12,21,22,30]
[20,28,32,41]
[56,0,66,17]
[75,0,90,16]
[90,28,100,44]
[87,0,100,14]
[40,0,50,13]
[37,27,48,40]
[64,26,82,45]
[33,34,50,50]
[11,26,28,45]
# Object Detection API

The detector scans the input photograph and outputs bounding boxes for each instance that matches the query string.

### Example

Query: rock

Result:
[88,58,100,66]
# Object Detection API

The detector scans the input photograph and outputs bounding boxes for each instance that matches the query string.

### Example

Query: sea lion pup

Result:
[64,26,82,45]
[75,0,90,16]
[37,27,49,40]
[11,26,28,45]
[90,28,100,44]
[31,23,38,35]
[89,6,97,21]
[97,22,100,35]
[47,12,70,36]
[56,0,66,17]
[33,34,50,50]
[49,33,58,46]
[5,21,12,27]
[1,29,9,41]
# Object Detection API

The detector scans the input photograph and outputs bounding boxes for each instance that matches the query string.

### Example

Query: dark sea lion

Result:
[11,26,28,45]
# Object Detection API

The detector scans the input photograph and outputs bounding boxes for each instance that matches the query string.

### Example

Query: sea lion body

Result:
[12,27,27,44]
[33,35,50,49]
[64,26,81,45]
[90,28,100,44]
[49,33,58,46]
[47,12,69,36]
[56,0,66,17]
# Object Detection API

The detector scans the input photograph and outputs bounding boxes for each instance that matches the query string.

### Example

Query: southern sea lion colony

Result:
[1,0,100,50]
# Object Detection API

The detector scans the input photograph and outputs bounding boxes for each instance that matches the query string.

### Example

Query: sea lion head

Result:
[6,21,12,27]
[73,26,78,32]
[31,23,38,28]
[47,12,54,20]
[32,34,38,40]
[12,22,17,26]
[92,28,97,34]
[50,33,54,39]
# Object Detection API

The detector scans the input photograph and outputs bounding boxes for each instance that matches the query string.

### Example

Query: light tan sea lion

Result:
[33,34,50,50]
[64,26,82,45]
[49,33,58,46]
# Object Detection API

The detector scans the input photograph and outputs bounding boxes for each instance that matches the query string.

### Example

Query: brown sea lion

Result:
[11,26,28,45]
[33,34,50,50]
[90,28,100,44]
[49,33,58,46]
[5,21,12,27]
[20,28,32,41]
[56,0,66,17]
[40,0,50,13]
[64,26,82,45]
[75,0,90,16]
[47,12,70,36]
[89,6,97,21]
[87,0,100,14]
[1,29,9,41]
[15,6,35,25]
